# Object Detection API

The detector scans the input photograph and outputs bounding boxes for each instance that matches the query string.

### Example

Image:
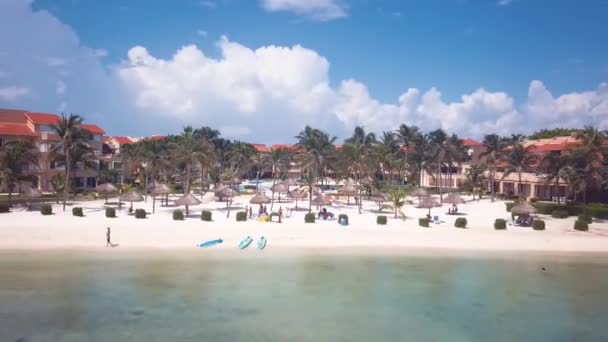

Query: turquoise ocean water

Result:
[1,250,607,342]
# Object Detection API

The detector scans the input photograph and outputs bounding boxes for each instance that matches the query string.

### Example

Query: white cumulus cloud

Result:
[0,86,29,101]
[260,0,348,21]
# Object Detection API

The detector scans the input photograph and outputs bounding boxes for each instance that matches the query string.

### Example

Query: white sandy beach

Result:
[2,193,608,253]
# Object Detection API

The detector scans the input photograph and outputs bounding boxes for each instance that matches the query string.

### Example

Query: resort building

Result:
[419,138,485,189]
[0,109,106,191]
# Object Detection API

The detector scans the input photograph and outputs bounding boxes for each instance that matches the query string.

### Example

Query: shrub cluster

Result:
[377,215,387,225]
[577,213,593,224]
[574,220,589,231]
[551,209,569,219]
[41,204,53,215]
[532,220,545,231]
[338,214,348,225]
[494,219,506,230]
[419,217,430,227]
[236,211,247,222]
[305,213,316,223]
[135,209,146,219]
[0,203,9,213]
[105,208,116,218]
[454,217,467,228]
[173,210,184,220]
[201,210,212,221]
[72,207,84,217]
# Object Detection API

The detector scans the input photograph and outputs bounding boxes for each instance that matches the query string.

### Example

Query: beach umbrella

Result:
[120,190,144,210]
[339,181,358,205]
[96,183,117,204]
[443,193,466,205]
[148,182,172,213]
[411,188,429,202]
[511,201,538,216]
[271,182,289,202]
[21,187,42,211]
[311,194,332,206]
[218,187,240,198]
[287,189,305,209]
[174,193,201,215]
[418,196,441,216]
[359,176,374,186]
[282,178,298,186]
[250,192,271,205]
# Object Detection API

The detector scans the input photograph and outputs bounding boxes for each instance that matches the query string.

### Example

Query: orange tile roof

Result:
[110,136,134,145]
[0,109,29,124]
[462,138,482,146]
[82,124,105,134]
[271,144,303,152]
[148,135,166,140]
[0,123,37,136]
[251,144,271,153]
[26,112,60,124]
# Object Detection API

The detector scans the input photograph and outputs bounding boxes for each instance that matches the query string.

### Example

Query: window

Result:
[86,177,96,188]
[89,134,94,141]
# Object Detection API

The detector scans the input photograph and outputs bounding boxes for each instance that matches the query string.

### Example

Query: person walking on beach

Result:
[249,206,253,219]
[106,227,112,247]
[278,207,283,223]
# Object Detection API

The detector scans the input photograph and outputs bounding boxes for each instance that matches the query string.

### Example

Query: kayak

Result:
[257,236,267,250]
[199,239,223,248]
[239,236,253,250]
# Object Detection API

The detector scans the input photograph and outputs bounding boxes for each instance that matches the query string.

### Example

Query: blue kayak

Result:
[198,239,223,248]
[239,236,253,250]
[257,237,267,250]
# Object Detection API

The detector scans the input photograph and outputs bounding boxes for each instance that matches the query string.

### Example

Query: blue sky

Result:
[1,0,607,143]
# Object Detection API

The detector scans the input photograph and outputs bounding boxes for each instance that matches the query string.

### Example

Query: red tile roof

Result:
[0,123,37,136]
[0,109,29,124]
[251,144,271,153]
[110,136,134,145]
[462,138,482,146]
[148,135,166,140]
[26,112,60,124]
[271,144,303,152]
[82,124,105,134]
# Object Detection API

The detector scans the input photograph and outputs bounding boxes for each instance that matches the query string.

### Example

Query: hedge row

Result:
[505,202,608,219]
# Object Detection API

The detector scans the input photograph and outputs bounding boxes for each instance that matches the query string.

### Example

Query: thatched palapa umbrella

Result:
[174,193,201,215]
[250,192,271,204]
[411,188,429,202]
[219,187,240,218]
[96,183,117,204]
[287,189,305,209]
[443,193,466,204]
[511,201,537,216]
[271,182,289,203]
[339,180,358,205]
[419,196,441,216]
[120,190,144,210]
[148,182,171,213]
[21,187,42,211]
[311,194,332,207]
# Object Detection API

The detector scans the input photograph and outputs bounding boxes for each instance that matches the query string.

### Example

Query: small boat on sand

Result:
[239,236,253,250]
[257,236,267,250]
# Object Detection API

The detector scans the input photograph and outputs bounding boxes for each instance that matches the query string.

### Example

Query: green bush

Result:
[454,217,467,228]
[494,219,506,230]
[105,207,116,218]
[529,197,538,203]
[505,202,516,212]
[419,217,430,227]
[551,209,569,219]
[574,220,589,231]
[201,210,212,221]
[173,210,184,220]
[585,204,608,219]
[377,215,387,225]
[0,203,9,213]
[72,207,84,217]
[236,211,247,222]
[135,209,146,219]
[338,214,348,225]
[41,204,53,215]
[533,220,545,231]
[578,213,593,224]
[305,213,316,223]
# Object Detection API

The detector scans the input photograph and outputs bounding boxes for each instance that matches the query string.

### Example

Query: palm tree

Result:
[464,164,486,200]
[340,141,371,214]
[426,129,449,203]
[0,140,39,207]
[250,151,269,192]
[49,174,65,204]
[374,131,401,183]
[480,134,506,202]
[295,126,336,187]
[344,126,376,146]
[573,126,608,201]
[170,126,206,194]
[500,142,537,201]
[51,114,91,211]
[268,147,290,210]
[387,188,407,219]
[397,124,425,185]
[539,152,569,204]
